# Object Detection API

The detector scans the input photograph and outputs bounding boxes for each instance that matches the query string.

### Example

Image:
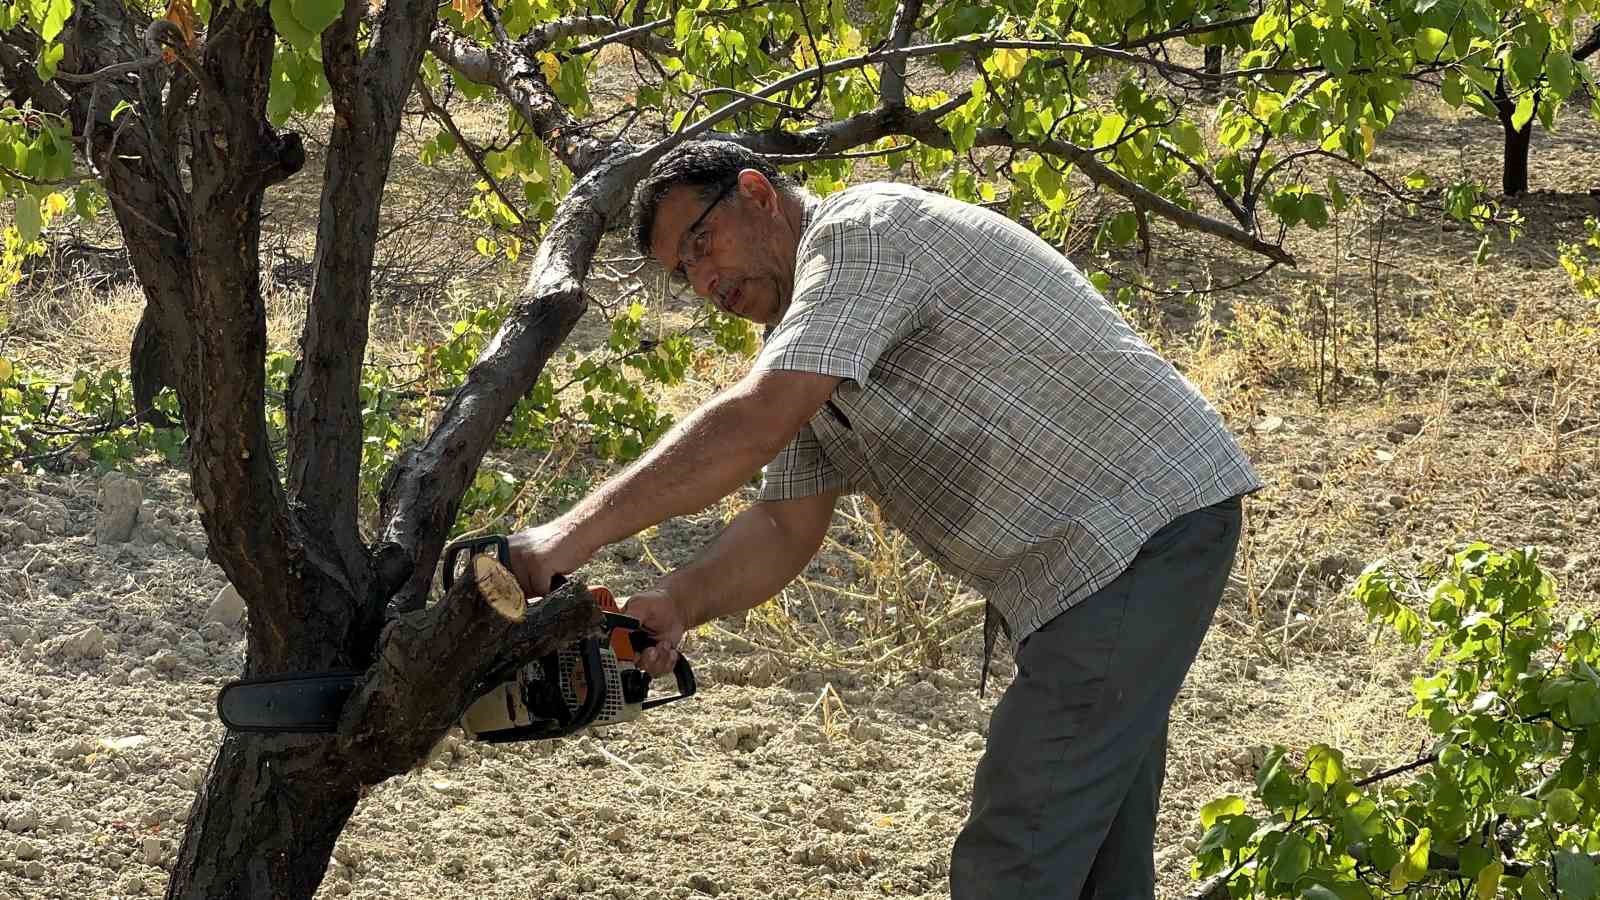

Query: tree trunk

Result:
[1501,116,1531,196]
[1493,73,1533,196]
[167,565,602,899]
[166,735,361,900]
[130,305,177,427]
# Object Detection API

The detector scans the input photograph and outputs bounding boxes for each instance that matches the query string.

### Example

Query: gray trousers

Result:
[949,497,1243,900]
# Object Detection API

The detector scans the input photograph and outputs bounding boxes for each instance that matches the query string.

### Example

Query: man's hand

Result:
[507,524,592,598]
[621,589,687,675]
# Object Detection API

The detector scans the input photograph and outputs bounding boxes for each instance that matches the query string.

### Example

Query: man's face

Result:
[648,171,798,327]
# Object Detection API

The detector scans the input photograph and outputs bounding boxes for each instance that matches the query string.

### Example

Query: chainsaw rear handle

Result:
[625,625,697,710]
[642,653,697,710]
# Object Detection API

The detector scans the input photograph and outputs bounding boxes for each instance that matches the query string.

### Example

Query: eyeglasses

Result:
[671,180,737,286]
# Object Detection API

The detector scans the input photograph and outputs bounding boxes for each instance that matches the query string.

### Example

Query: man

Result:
[509,140,1261,898]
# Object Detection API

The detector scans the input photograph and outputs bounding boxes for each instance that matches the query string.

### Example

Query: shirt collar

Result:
[798,191,820,239]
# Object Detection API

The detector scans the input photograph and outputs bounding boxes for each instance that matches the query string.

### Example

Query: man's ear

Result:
[736,168,782,217]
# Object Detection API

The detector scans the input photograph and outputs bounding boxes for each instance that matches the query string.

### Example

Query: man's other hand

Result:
[621,590,687,675]
[507,525,590,598]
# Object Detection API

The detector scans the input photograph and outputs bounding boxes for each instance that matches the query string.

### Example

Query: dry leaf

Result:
[161,0,199,63]
[451,0,483,23]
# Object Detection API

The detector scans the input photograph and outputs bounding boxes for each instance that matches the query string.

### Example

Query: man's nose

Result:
[689,263,716,299]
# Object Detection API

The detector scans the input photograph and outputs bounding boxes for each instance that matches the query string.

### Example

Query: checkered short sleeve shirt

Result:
[753,183,1263,644]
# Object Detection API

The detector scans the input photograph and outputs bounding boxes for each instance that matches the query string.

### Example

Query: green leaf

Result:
[1300,195,1329,229]
[1510,47,1542,88]
[271,0,318,50]
[1391,828,1430,889]
[1327,176,1348,210]
[1271,833,1312,884]
[1200,795,1245,829]
[1442,71,1464,107]
[1033,163,1061,202]
[1569,681,1600,725]
[1549,55,1575,98]
[1251,11,1283,44]
[1106,211,1139,246]
[1476,862,1503,900]
[1557,850,1598,899]
[1545,787,1581,824]
[15,194,42,242]
[990,48,1027,79]
[1170,120,1204,157]
[291,0,344,38]
[38,0,70,43]
[1415,27,1448,61]
[35,41,63,80]
[1093,113,1126,149]
[1306,744,1345,785]
[1321,28,1356,76]
[1511,93,1535,131]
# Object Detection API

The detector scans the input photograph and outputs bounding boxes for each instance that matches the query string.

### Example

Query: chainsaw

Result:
[214,535,695,742]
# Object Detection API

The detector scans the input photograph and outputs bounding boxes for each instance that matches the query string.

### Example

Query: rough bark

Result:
[179,1,317,672]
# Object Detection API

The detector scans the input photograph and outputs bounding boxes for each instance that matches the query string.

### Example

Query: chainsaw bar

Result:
[214,613,653,734]
[217,534,690,737]
[216,670,362,733]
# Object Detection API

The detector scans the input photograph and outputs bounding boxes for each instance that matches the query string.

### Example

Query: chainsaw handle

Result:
[441,535,512,590]
[641,652,696,710]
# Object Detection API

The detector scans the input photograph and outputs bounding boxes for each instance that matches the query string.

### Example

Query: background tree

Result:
[1,0,1597,897]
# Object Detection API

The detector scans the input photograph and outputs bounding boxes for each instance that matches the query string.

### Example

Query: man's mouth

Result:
[721,285,744,317]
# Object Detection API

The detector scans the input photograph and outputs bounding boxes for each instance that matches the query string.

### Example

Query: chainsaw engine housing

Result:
[460,585,691,742]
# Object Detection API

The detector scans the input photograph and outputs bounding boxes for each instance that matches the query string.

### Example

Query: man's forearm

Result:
[660,495,837,627]
[552,389,787,559]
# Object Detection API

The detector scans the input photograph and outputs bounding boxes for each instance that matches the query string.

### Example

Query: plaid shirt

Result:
[754,184,1262,678]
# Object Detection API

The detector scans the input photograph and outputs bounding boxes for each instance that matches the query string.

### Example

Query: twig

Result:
[1354,752,1437,787]
[414,80,530,230]
[52,55,164,84]
[565,16,673,57]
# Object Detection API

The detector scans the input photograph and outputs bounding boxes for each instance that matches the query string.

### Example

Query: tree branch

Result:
[658,35,1295,151]
[376,151,651,609]
[287,0,440,643]
[1157,137,1254,229]
[713,97,1293,264]
[880,0,923,108]
[1576,24,1599,62]
[431,29,610,173]
[526,14,673,55]
[567,16,674,57]
[338,560,603,782]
